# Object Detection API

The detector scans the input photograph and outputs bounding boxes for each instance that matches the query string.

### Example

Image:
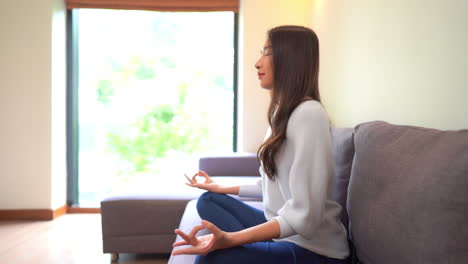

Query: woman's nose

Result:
[255,59,261,69]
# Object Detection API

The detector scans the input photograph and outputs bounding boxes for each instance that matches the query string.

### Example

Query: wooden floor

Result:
[0,214,169,264]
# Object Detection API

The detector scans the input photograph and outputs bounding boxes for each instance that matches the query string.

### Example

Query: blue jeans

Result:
[195,192,349,264]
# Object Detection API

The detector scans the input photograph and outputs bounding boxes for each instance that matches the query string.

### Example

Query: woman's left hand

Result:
[172,220,232,255]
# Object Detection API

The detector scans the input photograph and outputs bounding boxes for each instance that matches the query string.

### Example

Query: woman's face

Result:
[255,41,274,90]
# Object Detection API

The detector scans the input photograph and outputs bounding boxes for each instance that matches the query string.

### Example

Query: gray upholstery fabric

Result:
[101,198,188,253]
[347,121,468,264]
[331,127,355,230]
[199,153,261,176]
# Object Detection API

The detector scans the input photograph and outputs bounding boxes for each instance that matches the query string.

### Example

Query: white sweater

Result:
[239,100,349,259]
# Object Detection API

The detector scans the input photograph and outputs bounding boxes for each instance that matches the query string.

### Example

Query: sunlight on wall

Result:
[312,0,468,130]
[238,0,313,152]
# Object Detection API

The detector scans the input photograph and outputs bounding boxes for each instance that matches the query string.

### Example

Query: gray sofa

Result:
[168,121,468,264]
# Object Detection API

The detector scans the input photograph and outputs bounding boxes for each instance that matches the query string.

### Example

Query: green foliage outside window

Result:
[105,83,210,175]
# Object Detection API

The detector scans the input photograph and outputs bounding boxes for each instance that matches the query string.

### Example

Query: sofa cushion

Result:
[331,127,355,230]
[347,121,468,264]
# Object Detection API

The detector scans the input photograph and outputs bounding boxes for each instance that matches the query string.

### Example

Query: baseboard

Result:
[53,205,68,218]
[0,204,97,221]
[67,207,101,214]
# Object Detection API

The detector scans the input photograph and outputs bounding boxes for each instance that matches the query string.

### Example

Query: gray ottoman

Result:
[100,184,205,259]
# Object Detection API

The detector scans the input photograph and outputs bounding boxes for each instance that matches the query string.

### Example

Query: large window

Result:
[68,9,236,206]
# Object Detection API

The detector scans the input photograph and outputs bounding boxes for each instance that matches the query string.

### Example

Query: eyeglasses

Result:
[260,46,272,56]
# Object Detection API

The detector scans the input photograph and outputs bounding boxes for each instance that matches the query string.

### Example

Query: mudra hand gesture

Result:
[185,170,221,192]
[172,220,231,255]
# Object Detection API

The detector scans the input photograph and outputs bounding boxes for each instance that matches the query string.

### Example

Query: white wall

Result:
[0,0,66,210]
[238,0,314,152]
[312,0,468,129]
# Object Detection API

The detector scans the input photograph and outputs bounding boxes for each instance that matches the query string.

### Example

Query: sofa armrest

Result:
[199,153,261,176]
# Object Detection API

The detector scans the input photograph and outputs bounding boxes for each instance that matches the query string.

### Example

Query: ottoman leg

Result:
[111,253,119,262]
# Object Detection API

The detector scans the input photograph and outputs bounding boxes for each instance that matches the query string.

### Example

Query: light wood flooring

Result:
[0,214,169,264]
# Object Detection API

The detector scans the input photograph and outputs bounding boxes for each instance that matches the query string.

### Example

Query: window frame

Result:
[66,9,239,206]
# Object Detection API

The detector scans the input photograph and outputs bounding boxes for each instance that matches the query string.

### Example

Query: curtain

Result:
[65,0,239,12]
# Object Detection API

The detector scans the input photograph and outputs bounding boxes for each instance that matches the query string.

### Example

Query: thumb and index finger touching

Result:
[194,170,211,181]
[173,224,204,247]
[184,170,212,185]
[201,220,222,237]
[172,220,220,250]
[173,220,219,243]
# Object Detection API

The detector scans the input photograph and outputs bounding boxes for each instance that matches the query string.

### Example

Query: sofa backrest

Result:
[199,153,261,176]
[331,127,356,231]
[347,121,468,264]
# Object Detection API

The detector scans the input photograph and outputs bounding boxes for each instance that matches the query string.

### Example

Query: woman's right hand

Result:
[185,170,221,193]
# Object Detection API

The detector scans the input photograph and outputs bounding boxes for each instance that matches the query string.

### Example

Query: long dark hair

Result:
[257,25,321,181]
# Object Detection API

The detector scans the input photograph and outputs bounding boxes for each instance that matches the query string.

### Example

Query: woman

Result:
[172,25,350,264]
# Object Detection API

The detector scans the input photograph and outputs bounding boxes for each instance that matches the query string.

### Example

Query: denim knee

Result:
[196,192,223,216]
[199,191,224,200]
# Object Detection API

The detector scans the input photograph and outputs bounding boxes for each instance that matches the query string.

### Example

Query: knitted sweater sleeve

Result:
[238,165,263,198]
[238,177,262,198]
